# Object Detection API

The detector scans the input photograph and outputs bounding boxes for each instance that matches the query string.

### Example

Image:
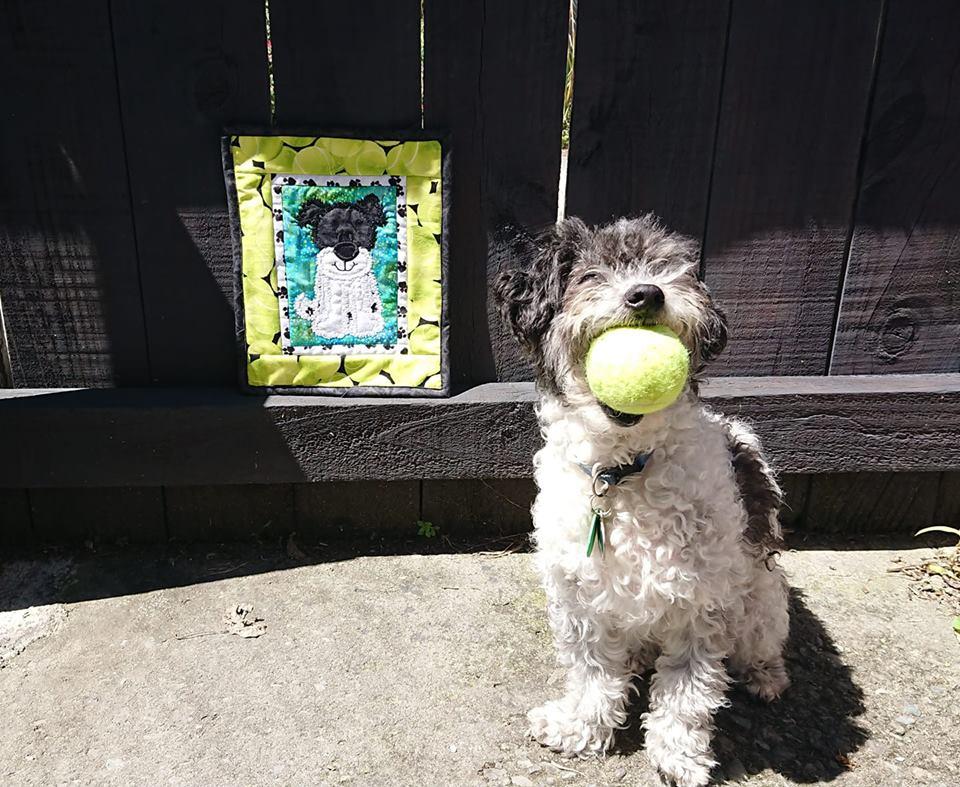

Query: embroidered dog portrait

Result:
[274,178,406,354]
[224,133,448,395]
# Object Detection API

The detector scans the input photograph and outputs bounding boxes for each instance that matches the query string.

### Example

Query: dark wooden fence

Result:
[1,0,958,544]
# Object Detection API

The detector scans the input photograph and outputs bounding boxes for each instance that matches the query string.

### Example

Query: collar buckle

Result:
[590,463,612,497]
[579,452,651,490]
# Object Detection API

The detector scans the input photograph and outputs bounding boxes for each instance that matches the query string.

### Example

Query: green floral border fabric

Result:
[229,135,444,390]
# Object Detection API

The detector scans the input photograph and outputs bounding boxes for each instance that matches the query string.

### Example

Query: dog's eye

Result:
[577,271,603,285]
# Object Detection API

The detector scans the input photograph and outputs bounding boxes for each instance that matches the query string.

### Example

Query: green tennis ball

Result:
[585,326,690,415]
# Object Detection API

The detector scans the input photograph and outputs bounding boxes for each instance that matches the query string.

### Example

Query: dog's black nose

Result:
[624,283,665,312]
[333,241,359,261]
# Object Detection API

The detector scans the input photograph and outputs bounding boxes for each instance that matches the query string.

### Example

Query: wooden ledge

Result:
[2,374,958,487]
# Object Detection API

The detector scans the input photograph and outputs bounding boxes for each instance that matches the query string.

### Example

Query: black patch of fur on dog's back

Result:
[725,427,784,554]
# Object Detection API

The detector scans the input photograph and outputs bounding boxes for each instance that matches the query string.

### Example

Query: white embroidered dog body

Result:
[295,246,385,339]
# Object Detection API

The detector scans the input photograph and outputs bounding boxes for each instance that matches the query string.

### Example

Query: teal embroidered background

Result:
[281,184,399,348]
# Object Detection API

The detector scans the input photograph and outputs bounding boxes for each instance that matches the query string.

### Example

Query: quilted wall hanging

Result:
[222,131,449,395]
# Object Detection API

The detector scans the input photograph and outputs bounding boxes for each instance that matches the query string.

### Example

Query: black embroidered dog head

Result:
[297,193,387,261]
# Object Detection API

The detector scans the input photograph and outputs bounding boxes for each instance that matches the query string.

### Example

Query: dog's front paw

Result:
[650,751,714,787]
[645,724,715,787]
[745,659,789,702]
[527,700,614,757]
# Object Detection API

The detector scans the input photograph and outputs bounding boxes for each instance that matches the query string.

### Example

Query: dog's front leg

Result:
[529,597,632,757]
[643,624,730,787]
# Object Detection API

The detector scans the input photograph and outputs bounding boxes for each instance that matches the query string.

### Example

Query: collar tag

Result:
[586,507,604,557]
[579,452,651,558]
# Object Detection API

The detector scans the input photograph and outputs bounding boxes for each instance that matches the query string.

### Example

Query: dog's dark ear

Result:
[692,285,728,369]
[297,199,331,228]
[357,193,387,227]
[494,218,588,383]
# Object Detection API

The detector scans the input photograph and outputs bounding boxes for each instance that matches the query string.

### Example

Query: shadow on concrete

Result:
[0,532,936,613]
[0,534,533,612]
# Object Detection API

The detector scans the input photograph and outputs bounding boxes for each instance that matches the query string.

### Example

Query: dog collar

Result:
[578,453,651,558]
[578,452,651,488]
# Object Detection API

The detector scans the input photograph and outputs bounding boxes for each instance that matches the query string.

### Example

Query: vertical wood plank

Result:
[29,487,166,544]
[165,484,294,542]
[111,0,270,384]
[425,0,569,384]
[0,489,33,547]
[804,472,938,534]
[934,472,960,527]
[269,0,421,128]
[702,0,882,376]
[829,0,960,374]
[294,481,420,542]
[778,473,810,530]
[0,306,12,387]
[566,0,730,237]
[422,479,535,538]
[0,0,149,387]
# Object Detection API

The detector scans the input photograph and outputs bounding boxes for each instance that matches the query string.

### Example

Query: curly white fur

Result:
[494,215,790,786]
[294,247,384,339]
[528,391,789,786]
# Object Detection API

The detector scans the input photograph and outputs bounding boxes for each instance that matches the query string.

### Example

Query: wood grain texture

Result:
[0,385,537,486]
[804,472,939,534]
[110,0,270,384]
[830,0,960,374]
[0,0,149,387]
[702,0,882,376]
[422,479,536,537]
[0,375,957,487]
[566,0,729,236]
[0,318,11,387]
[0,489,33,546]
[424,0,569,384]
[778,474,810,529]
[165,484,294,542]
[294,481,420,542]
[269,0,420,127]
[933,472,960,527]
[15,476,949,545]
[29,487,165,544]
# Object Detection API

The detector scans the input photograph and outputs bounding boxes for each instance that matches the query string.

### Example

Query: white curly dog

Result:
[495,215,790,787]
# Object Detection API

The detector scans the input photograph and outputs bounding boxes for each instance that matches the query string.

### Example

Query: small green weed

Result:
[417,520,438,538]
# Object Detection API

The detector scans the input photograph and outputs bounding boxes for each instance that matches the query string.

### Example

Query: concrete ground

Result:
[1,539,957,787]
